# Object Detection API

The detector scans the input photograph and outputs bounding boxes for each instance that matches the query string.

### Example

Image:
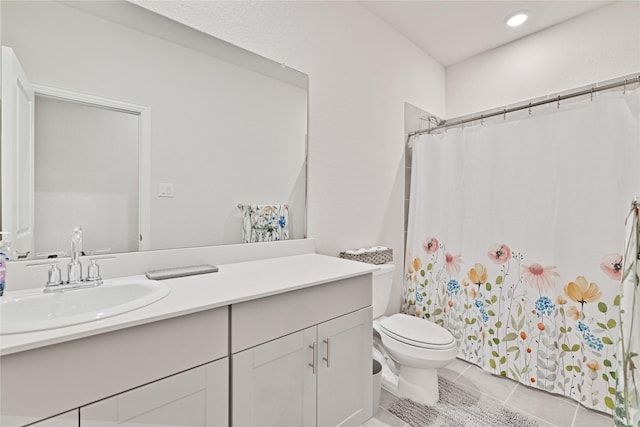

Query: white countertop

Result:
[0,253,378,356]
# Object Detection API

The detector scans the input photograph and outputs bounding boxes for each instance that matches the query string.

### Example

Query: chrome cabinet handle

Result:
[323,337,331,368]
[309,342,317,374]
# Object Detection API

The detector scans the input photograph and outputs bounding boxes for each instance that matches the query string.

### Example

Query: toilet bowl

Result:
[372,264,458,406]
[376,313,458,405]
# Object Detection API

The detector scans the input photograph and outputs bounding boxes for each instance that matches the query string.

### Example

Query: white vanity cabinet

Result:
[81,359,228,427]
[1,254,376,427]
[231,274,373,427]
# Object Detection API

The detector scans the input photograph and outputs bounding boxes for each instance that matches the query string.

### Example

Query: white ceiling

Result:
[360,1,615,66]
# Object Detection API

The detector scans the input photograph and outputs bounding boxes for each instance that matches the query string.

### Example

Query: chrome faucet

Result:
[44,227,102,292]
[67,226,84,284]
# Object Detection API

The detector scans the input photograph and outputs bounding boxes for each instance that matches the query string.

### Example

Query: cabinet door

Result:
[233,327,316,427]
[80,359,228,427]
[317,307,372,427]
[29,410,78,427]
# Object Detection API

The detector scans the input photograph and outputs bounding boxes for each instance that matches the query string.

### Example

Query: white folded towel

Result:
[346,248,367,255]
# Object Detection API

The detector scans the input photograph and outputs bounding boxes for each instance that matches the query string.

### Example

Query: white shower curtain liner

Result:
[405,90,640,414]
[615,202,640,427]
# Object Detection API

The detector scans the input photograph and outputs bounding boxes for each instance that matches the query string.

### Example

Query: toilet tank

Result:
[372,263,395,319]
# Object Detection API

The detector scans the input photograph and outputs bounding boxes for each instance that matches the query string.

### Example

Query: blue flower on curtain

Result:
[447,280,461,296]
[583,332,605,351]
[473,299,489,323]
[534,296,555,317]
[577,322,605,351]
[577,321,589,332]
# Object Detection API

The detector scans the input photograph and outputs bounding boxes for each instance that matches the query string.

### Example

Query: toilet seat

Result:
[380,313,456,350]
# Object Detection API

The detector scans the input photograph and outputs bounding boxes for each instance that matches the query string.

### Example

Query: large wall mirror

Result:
[1,0,308,260]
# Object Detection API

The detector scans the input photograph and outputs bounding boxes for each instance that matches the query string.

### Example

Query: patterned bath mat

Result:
[387,377,539,427]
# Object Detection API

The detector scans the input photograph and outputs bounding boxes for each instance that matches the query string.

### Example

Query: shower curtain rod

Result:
[408,74,640,138]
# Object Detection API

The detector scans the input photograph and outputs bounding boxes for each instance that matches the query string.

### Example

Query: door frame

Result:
[31,84,151,251]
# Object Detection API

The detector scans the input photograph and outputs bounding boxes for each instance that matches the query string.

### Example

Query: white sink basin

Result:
[0,279,171,335]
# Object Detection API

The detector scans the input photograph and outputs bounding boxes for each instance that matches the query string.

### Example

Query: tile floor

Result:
[364,358,614,427]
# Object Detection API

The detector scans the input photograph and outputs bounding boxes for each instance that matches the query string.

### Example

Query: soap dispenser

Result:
[0,232,17,261]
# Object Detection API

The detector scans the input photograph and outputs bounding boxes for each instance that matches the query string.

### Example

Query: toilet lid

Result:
[380,313,456,349]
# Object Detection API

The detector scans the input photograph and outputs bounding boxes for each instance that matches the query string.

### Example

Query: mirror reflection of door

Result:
[34,97,139,257]
[1,46,35,259]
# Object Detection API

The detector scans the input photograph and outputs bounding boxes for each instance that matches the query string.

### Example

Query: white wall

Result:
[447,1,640,117]
[133,0,447,313]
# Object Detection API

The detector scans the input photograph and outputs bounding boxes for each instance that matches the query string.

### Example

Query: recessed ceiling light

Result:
[506,12,529,27]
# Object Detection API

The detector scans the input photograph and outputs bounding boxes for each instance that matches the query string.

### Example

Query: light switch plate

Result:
[159,183,174,197]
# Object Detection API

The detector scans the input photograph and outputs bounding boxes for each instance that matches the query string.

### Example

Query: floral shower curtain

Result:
[404,90,640,414]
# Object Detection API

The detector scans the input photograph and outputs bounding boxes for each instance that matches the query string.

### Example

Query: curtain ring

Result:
[528,102,532,115]
[503,108,507,120]
[480,114,484,126]
[557,96,561,109]
[624,79,627,94]
[590,87,594,101]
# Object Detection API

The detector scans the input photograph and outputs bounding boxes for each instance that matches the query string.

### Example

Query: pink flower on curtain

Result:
[521,263,560,291]
[487,243,511,264]
[600,253,623,281]
[445,252,462,276]
[422,237,439,254]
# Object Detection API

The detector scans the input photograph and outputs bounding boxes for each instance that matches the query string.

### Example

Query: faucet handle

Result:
[87,260,103,284]
[47,263,63,286]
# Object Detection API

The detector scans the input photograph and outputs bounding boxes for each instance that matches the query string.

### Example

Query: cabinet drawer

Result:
[231,274,371,353]
[1,307,228,427]
[0,409,78,427]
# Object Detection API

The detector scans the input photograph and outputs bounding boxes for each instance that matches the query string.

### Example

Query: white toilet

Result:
[372,263,458,406]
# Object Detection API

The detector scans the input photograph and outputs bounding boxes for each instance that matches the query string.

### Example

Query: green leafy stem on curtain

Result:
[564,276,620,409]
[405,238,448,323]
